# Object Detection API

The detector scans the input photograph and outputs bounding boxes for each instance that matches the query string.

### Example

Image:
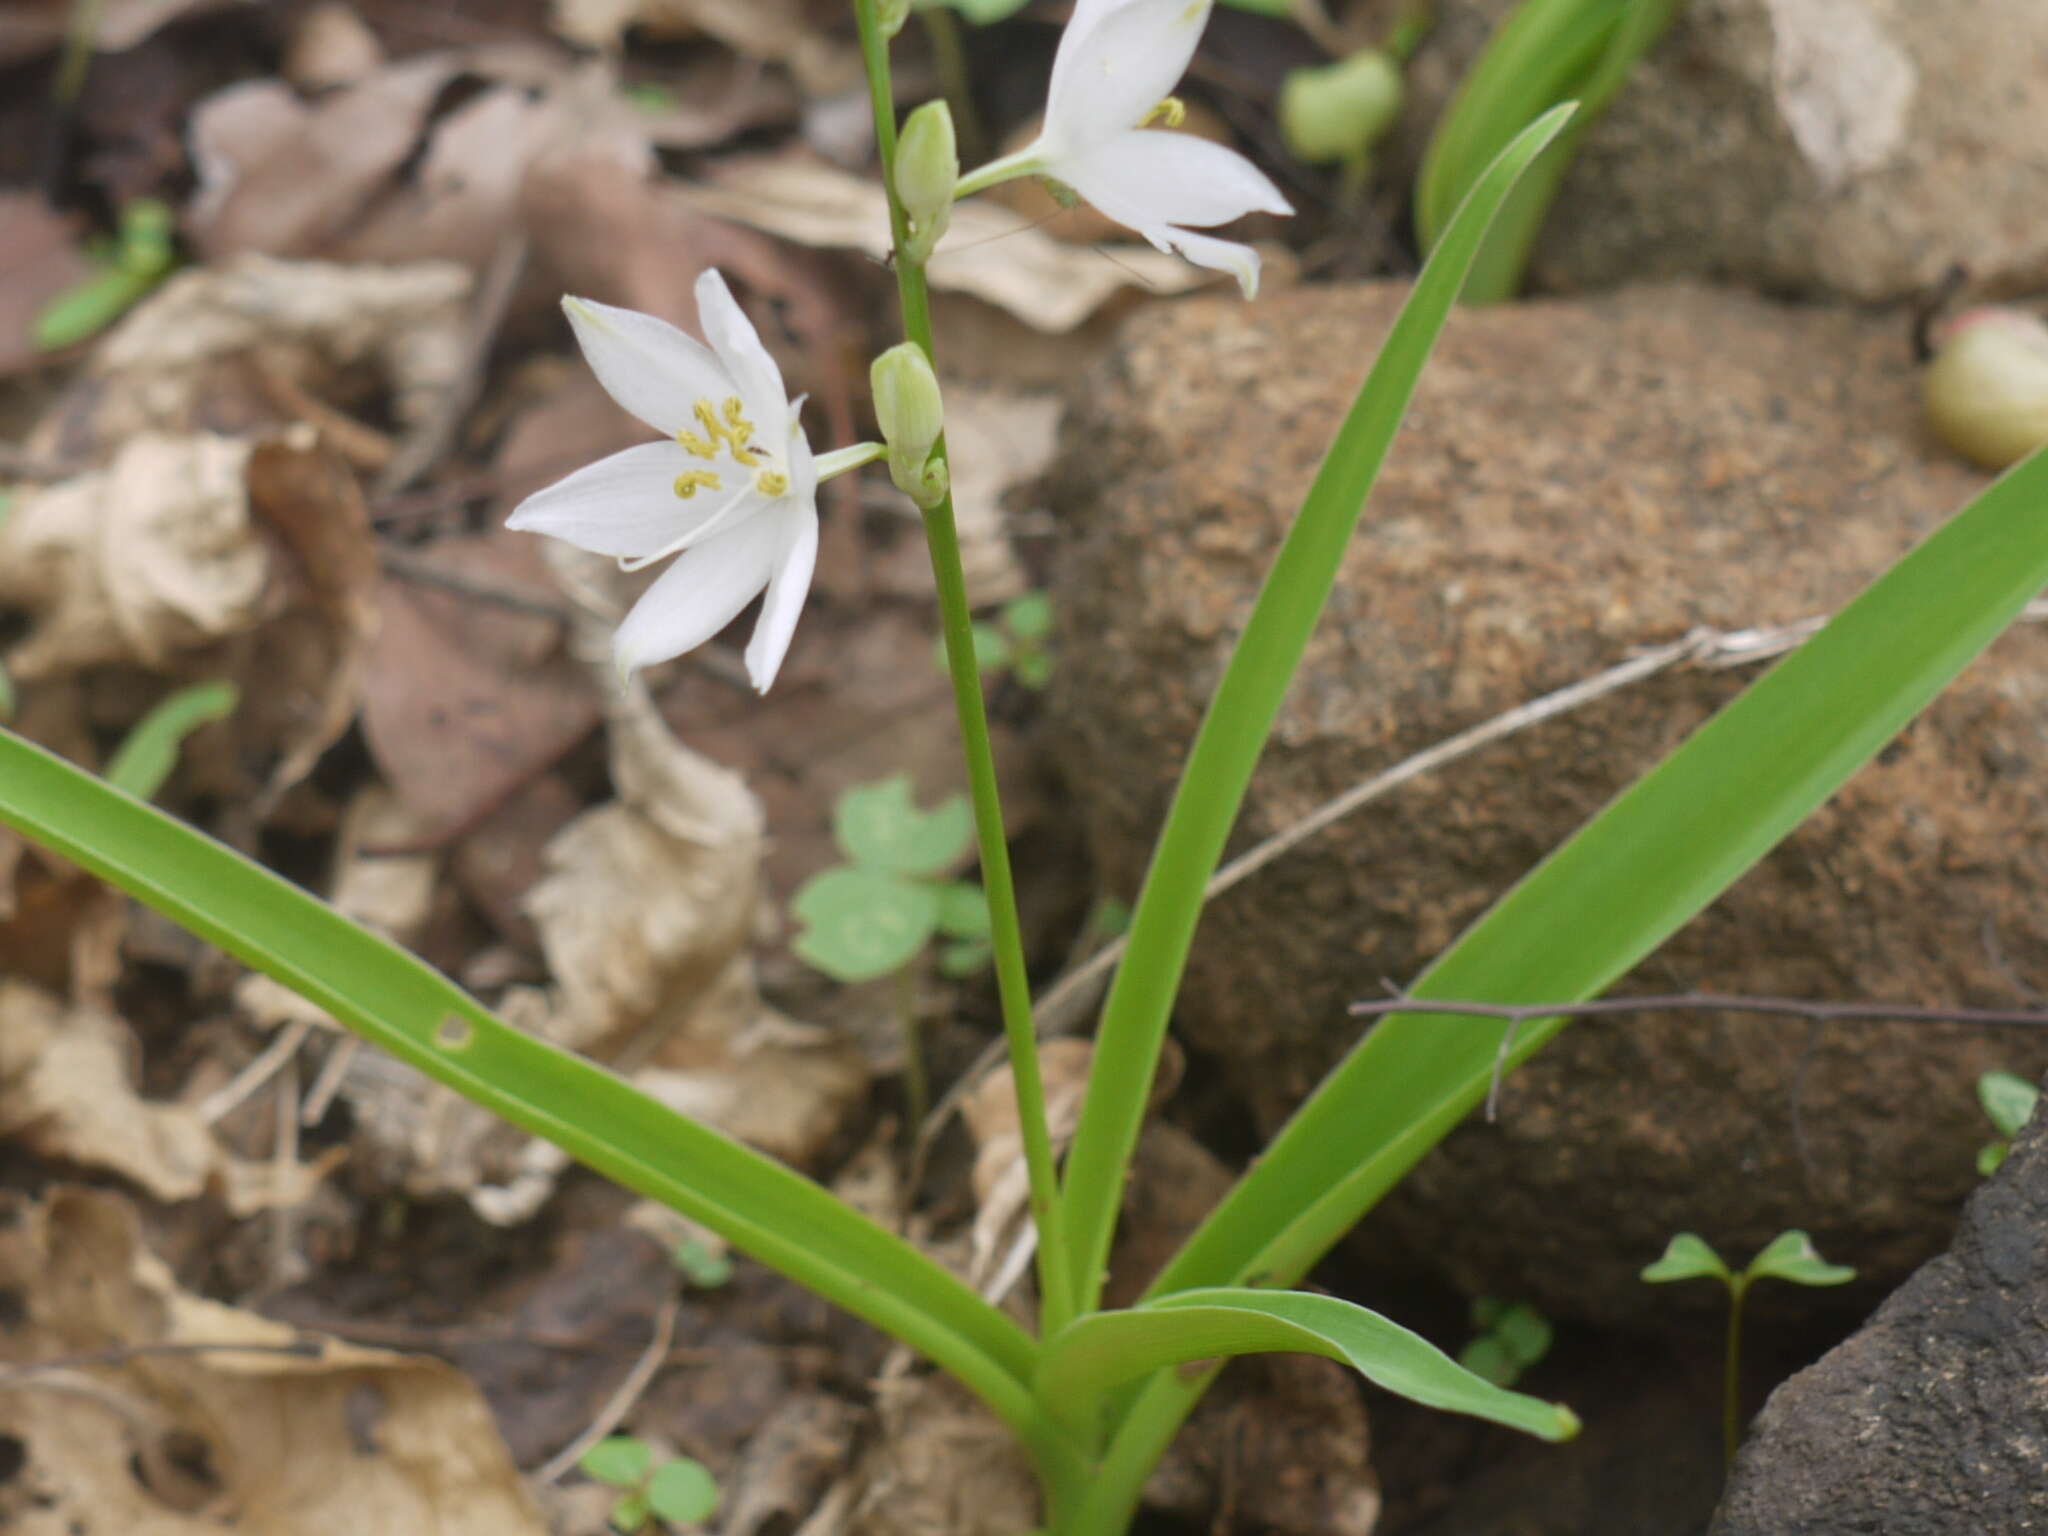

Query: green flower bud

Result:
[877,0,910,38]
[1279,50,1404,167]
[870,342,948,509]
[894,100,958,264]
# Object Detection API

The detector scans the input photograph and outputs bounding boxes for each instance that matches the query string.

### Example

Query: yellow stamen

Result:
[1143,96,1187,129]
[722,397,762,466]
[674,470,722,498]
[755,469,790,496]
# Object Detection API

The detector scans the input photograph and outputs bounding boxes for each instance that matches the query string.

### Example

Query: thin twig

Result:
[0,1339,325,1383]
[917,600,2048,1157]
[1345,992,2048,1031]
[532,1293,681,1485]
[196,1017,315,1125]
[377,546,577,623]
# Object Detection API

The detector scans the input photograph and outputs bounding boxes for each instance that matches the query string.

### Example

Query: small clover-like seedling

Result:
[578,1436,719,1534]
[1458,1297,1553,1388]
[946,591,1057,692]
[791,775,982,984]
[1975,1069,2039,1176]
[670,1236,734,1290]
[1643,1229,1853,1467]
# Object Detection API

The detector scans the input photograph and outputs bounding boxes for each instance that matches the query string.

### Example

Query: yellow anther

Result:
[677,395,763,464]
[755,469,790,497]
[673,470,723,498]
[1143,96,1187,129]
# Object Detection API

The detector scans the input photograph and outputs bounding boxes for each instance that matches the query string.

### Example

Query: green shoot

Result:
[1976,1070,2039,1175]
[578,1437,720,1533]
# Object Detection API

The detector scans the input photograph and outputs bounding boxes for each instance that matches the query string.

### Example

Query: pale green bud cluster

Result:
[876,0,910,39]
[894,100,958,265]
[870,342,949,510]
[1280,49,1404,167]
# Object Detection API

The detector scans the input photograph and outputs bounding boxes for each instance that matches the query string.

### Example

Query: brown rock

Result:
[1397,0,2048,302]
[1049,280,2048,1324]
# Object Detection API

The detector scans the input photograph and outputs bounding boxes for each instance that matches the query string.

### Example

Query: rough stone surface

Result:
[1711,1077,2048,1531]
[1396,0,2048,302]
[1049,280,2048,1325]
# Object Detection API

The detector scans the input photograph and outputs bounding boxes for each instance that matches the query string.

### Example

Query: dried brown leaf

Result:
[0,1187,547,1534]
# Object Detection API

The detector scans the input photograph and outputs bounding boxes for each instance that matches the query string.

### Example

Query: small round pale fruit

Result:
[1922,307,2048,471]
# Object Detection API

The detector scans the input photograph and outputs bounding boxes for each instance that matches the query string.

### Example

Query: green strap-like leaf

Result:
[1036,1288,1577,1443]
[1057,102,1580,1324]
[0,728,1054,1456]
[103,680,239,800]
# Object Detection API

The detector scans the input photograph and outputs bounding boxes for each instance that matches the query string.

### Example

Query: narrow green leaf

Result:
[580,1436,654,1488]
[1057,103,1580,1320]
[1037,1288,1578,1443]
[1978,1069,2039,1139]
[0,728,1049,1449]
[1640,1233,1731,1286]
[833,775,974,875]
[1746,1230,1854,1288]
[103,681,238,800]
[647,1458,720,1523]
[0,661,13,723]
[791,866,940,981]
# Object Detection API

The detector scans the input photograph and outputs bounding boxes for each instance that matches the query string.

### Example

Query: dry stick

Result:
[196,1016,315,1125]
[531,1293,681,1485]
[917,598,2048,1158]
[1348,992,2048,1121]
[0,1340,326,1383]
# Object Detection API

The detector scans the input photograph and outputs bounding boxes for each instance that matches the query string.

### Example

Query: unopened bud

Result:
[871,342,948,509]
[895,100,958,264]
[877,0,910,38]
[1280,50,1404,167]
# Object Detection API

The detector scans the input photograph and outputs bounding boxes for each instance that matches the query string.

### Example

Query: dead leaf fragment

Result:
[0,982,333,1214]
[34,254,470,460]
[672,153,1209,331]
[0,434,269,681]
[0,1187,547,1534]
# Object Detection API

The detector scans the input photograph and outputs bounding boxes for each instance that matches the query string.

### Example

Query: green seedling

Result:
[791,775,991,1123]
[578,1437,719,1534]
[791,775,982,982]
[1642,1230,1854,1469]
[1457,1297,1552,1388]
[34,198,179,352]
[1976,1069,2039,1175]
[948,590,1056,692]
[104,682,238,802]
[670,1236,734,1290]
[921,0,1288,22]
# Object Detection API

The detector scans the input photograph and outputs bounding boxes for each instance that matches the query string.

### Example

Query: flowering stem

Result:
[854,0,1077,1341]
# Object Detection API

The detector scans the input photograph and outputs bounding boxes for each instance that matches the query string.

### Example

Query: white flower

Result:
[508,271,857,692]
[956,0,1292,297]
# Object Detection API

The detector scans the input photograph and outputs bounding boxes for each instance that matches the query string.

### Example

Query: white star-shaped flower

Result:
[957,0,1293,296]
[508,270,870,691]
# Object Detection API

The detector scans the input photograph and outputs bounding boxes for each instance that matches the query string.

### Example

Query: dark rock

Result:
[1049,280,2048,1324]
[1711,1076,2048,1531]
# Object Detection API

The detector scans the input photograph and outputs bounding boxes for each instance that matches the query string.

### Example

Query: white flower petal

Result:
[612,513,784,676]
[742,501,819,692]
[1145,226,1265,298]
[695,269,791,446]
[507,441,753,560]
[562,296,727,440]
[1054,129,1293,230]
[1044,0,1209,150]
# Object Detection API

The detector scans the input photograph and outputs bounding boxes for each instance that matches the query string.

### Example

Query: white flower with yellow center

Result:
[954,0,1293,297]
[507,270,877,690]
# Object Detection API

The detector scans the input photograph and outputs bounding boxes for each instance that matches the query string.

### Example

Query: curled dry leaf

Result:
[958,1038,1095,1295]
[31,254,470,461]
[0,434,270,681]
[187,58,465,259]
[0,1187,547,1535]
[0,982,337,1215]
[672,154,1209,333]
